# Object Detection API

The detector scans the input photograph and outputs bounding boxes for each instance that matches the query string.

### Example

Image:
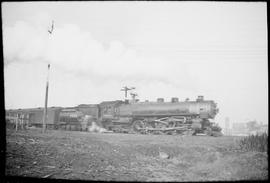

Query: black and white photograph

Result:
[2,1,268,181]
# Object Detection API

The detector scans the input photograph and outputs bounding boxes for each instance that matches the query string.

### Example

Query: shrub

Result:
[239,132,268,152]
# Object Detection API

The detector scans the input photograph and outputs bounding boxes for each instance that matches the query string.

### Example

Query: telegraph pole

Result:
[121,86,135,100]
[42,64,50,133]
[42,20,54,133]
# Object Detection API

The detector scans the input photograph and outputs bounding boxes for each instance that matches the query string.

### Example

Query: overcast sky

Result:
[2,2,268,127]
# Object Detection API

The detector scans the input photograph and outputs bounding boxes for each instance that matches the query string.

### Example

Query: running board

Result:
[139,126,190,131]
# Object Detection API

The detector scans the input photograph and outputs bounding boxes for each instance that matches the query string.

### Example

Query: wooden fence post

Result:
[15,114,19,131]
[26,114,29,129]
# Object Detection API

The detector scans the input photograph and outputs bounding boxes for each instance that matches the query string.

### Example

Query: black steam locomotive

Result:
[99,96,221,135]
[6,95,221,136]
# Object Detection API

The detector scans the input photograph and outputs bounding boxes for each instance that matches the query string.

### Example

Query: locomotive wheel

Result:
[132,120,146,133]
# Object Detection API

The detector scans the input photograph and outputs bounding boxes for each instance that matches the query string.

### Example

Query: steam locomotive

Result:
[6,95,221,135]
[99,96,220,135]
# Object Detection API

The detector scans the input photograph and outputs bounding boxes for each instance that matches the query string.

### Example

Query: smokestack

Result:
[171,97,179,103]
[196,96,204,102]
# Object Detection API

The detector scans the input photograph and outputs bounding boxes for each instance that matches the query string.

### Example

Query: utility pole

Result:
[120,86,135,100]
[42,64,50,133]
[42,20,54,133]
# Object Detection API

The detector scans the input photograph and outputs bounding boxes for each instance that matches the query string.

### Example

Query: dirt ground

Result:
[5,128,268,181]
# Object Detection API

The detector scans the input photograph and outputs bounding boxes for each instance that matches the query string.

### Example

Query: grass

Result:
[6,129,268,181]
[239,133,268,152]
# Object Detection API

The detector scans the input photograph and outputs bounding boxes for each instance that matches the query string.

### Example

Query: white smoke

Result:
[3,14,195,109]
[3,16,184,84]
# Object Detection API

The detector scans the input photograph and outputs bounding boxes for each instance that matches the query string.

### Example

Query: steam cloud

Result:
[3,15,196,109]
[3,18,185,86]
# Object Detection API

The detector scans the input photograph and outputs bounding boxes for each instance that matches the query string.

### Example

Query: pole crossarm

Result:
[120,86,135,98]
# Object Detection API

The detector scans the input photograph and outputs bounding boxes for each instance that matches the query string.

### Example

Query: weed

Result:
[239,133,268,152]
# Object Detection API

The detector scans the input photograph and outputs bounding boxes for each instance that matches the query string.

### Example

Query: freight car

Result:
[57,108,84,130]
[5,106,92,130]
[5,107,62,129]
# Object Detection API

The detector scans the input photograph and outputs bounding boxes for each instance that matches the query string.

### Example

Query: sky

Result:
[2,2,268,127]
